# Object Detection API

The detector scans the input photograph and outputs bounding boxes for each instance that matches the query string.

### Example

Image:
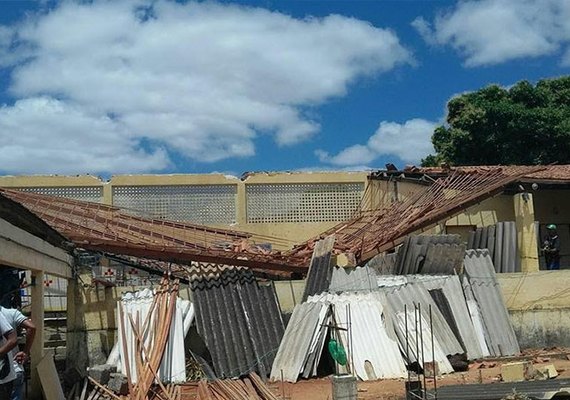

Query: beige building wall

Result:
[363,179,426,210]
[445,195,516,228]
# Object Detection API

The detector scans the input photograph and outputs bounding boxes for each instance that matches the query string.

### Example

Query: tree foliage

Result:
[422,76,570,166]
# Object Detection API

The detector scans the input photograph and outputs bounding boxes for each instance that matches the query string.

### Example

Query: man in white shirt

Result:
[0,307,36,400]
[0,313,17,400]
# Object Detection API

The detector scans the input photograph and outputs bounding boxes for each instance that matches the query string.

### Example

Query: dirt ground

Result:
[264,352,570,400]
[179,349,570,400]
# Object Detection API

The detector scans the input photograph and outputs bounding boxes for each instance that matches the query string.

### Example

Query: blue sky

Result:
[0,0,568,176]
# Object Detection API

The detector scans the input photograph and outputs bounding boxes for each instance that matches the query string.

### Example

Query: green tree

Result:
[422,76,570,166]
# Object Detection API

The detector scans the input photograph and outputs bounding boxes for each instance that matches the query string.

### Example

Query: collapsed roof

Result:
[0,188,306,274]
[289,166,545,265]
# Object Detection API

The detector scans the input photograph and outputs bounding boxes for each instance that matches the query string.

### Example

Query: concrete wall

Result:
[498,270,570,348]
[274,280,305,313]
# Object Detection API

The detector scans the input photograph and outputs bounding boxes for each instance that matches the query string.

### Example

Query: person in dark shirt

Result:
[543,224,561,270]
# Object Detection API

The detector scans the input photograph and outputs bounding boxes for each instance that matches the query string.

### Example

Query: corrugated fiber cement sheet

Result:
[463,249,520,356]
[192,269,285,378]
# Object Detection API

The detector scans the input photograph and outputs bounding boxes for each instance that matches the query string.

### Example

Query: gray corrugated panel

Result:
[502,221,512,273]
[508,221,519,272]
[480,226,488,250]
[461,276,491,357]
[463,249,520,356]
[494,222,504,273]
[410,275,485,360]
[394,236,413,274]
[421,243,466,274]
[329,266,378,292]
[192,269,285,378]
[301,303,330,378]
[270,301,326,382]
[395,235,461,275]
[474,228,483,249]
[301,235,335,301]
[379,278,464,356]
[365,252,397,275]
[433,378,570,400]
[487,224,496,260]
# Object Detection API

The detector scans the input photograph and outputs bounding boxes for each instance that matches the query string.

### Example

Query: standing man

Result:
[0,313,17,400]
[543,224,561,270]
[0,306,36,400]
[0,307,36,400]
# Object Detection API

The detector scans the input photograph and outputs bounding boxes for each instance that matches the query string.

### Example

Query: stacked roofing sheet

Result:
[467,221,519,273]
[271,292,407,382]
[301,235,335,301]
[394,235,465,275]
[378,278,464,357]
[408,275,488,360]
[393,309,453,374]
[463,249,520,356]
[191,269,285,378]
[319,293,407,381]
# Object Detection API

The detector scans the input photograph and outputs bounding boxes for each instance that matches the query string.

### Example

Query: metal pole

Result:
[430,305,437,399]
[345,303,351,376]
[281,369,285,400]
[405,304,410,384]
[418,303,427,400]
[348,303,355,376]
[415,305,421,389]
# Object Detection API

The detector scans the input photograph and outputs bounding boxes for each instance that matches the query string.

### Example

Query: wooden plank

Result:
[0,218,72,277]
[37,349,65,400]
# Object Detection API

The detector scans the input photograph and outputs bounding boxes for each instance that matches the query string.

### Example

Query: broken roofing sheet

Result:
[378,278,464,358]
[301,235,335,301]
[328,265,378,293]
[289,166,543,265]
[191,269,285,378]
[463,249,520,356]
[392,308,454,375]
[407,275,488,360]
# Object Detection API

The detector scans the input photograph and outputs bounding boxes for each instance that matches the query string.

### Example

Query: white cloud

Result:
[0,0,411,174]
[0,97,170,174]
[317,118,436,166]
[413,0,570,67]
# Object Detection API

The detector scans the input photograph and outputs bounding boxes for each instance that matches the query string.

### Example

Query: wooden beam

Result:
[30,271,45,400]
[0,218,72,278]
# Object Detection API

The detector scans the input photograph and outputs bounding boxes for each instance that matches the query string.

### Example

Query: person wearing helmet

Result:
[543,224,561,270]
